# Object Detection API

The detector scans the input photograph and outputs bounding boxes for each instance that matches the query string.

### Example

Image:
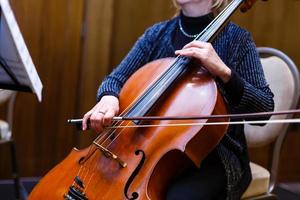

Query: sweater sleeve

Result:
[223,31,274,117]
[96,25,158,102]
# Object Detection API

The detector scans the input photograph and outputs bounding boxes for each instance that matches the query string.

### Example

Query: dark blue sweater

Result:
[97,15,274,199]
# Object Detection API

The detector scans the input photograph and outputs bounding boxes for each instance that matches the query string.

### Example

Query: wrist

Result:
[219,66,231,83]
[102,95,119,102]
[97,91,119,102]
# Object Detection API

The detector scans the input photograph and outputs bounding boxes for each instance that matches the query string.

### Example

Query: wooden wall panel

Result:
[0,0,84,178]
[110,0,175,69]
[76,0,115,147]
[232,0,300,63]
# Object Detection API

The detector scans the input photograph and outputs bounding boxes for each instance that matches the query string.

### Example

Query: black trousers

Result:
[166,151,227,200]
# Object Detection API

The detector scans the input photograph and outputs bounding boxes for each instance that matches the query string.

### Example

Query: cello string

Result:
[92,57,182,146]
[83,150,102,193]
[96,56,191,147]
[79,112,135,185]
[72,49,184,192]
[79,122,131,191]
[81,156,98,193]
[87,0,239,155]
[98,51,210,147]
[72,145,97,187]
[96,1,242,148]
[93,6,227,145]
[81,145,110,192]
[78,146,100,191]
[81,111,134,184]
[102,27,241,148]
[80,123,132,193]
[84,122,134,191]
[80,0,244,180]
[73,0,244,190]
[77,126,121,188]
[98,121,131,147]
[76,1,254,191]
[194,0,238,42]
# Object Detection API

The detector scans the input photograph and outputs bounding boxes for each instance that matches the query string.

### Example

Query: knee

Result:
[166,182,182,200]
[166,181,201,200]
[166,178,223,200]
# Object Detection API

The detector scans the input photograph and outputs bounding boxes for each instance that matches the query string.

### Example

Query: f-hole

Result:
[124,150,146,200]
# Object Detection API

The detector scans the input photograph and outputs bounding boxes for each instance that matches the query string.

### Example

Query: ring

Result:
[98,111,106,114]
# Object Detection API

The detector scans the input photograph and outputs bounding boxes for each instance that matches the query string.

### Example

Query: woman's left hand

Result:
[175,41,231,83]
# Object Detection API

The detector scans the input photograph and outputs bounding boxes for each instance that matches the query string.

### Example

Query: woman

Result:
[82,0,274,199]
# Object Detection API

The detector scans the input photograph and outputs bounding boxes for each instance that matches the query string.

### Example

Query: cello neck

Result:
[121,0,247,122]
[195,0,244,43]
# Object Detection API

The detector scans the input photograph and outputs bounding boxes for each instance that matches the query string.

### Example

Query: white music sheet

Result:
[0,0,42,101]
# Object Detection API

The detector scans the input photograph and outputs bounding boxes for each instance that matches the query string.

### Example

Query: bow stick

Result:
[68,109,300,130]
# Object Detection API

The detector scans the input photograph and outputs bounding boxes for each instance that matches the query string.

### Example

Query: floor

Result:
[0,177,38,200]
[274,183,300,200]
[0,178,300,200]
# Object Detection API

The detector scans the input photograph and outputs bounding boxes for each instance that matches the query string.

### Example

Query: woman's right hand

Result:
[82,95,119,133]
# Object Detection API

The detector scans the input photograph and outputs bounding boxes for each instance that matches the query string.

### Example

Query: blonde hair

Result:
[172,0,229,13]
[212,0,228,9]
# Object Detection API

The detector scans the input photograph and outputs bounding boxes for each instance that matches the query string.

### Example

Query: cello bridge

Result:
[93,141,127,168]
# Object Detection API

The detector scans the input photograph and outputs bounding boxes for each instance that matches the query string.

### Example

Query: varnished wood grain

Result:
[29,57,225,200]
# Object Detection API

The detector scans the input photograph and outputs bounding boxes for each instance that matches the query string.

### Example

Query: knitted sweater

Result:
[97,16,274,200]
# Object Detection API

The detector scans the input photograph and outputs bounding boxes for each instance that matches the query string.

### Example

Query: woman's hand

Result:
[82,95,119,133]
[175,41,231,83]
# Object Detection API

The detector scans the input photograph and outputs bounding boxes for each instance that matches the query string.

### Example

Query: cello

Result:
[29,0,261,199]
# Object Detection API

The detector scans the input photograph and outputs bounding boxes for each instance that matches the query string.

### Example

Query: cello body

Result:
[29,58,228,200]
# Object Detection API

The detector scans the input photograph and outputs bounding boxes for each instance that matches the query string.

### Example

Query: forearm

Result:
[220,68,274,122]
[97,41,150,102]
[223,31,274,117]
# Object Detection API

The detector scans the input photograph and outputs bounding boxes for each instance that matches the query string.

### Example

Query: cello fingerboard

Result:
[122,0,245,123]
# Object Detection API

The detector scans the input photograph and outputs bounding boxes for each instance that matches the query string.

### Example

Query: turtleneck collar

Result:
[179,11,214,36]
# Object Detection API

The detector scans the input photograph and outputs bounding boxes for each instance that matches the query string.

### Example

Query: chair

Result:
[241,47,300,199]
[0,90,16,138]
[0,90,23,199]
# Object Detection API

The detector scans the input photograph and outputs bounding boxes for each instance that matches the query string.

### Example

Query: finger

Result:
[175,48,203,58]
[103,110,116,126]
[82,110,93,130]
[183,41,208,49]
[176,48,211,67]
[89,112,97,132]
[175,48,194,55]
[90,112,105,133]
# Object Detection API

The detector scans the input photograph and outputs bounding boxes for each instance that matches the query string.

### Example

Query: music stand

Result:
[0,0,43,199]
[0,0,42,101]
